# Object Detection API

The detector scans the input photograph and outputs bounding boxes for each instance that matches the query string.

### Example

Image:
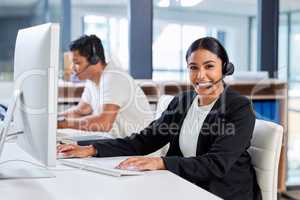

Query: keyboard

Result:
[57,129,114,143]
[59,157,144,177]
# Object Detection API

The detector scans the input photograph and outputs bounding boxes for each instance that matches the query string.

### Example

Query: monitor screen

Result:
[13,23,60,167]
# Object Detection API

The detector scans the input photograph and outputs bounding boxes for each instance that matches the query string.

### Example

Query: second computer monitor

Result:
[13,23,60,167]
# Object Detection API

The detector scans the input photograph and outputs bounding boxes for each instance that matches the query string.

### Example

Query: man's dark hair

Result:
[69,34,106,64]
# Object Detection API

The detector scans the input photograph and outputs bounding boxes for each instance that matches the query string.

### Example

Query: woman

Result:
[57,37,261,200]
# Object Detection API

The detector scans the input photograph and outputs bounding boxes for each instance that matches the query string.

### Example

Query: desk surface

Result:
[0,143,221,200]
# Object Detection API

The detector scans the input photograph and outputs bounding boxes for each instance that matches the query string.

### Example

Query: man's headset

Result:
[89,41,100,65]
[74,38,100,76]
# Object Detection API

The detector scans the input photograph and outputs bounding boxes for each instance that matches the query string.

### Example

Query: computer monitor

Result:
[0,23,59,173]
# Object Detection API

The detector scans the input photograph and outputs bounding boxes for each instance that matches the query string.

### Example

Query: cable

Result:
[5,137,16,142]
[5,135,17,142]
[0,159,81,172]
[5,131,24,142]
[0,159,45,168]
[7,131,24,137]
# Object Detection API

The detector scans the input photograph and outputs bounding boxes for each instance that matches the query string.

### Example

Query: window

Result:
[153,0,257,81]
[0,0,61,81]
[83,15,129,71]
[250,14,289,79]
[71,1,129,71]
[290,13,300,82]
[284,11,300,186]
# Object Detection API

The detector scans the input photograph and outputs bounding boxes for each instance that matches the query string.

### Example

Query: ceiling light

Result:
[84,15,106,24]
[294,33,300,42]
[181,0,203,7]
[158,0,170,7]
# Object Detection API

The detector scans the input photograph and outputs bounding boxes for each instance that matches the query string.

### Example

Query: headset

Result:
[222,61,234,76]
[88,40,100,65]
[199,55,235,89]
[74,36,100,77]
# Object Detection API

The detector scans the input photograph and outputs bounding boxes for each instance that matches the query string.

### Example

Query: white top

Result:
[179,96,217,157]
[81,59,154,138]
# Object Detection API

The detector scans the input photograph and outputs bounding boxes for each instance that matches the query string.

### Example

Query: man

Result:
[58,35,153,138]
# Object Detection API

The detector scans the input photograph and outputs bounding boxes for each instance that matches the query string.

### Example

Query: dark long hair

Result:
[185,37,229,67]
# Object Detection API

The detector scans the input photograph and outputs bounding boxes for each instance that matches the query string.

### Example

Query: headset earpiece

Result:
[223,62,234,76]
[89,42,100,65]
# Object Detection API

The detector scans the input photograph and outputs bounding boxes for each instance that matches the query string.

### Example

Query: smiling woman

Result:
[186,37,234,105]
[58,37,262,200]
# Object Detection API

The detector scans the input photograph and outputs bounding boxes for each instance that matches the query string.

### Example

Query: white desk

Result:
[0,143,222,200]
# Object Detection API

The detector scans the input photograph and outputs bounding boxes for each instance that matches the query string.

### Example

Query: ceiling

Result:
[153,0,300,16]
[0,0,37,7]
[0,0,38,17]
[1,0,300,17]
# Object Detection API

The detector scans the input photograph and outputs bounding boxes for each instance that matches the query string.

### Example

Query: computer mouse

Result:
[57,153,74,159]
[123,165,141,171]
[57,153,66,159]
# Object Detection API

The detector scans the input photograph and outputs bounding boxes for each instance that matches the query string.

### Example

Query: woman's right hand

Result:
[57,144,97,158]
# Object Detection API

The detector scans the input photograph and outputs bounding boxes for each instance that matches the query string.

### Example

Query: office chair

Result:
[248,119,283,200]
[147,95,174,157]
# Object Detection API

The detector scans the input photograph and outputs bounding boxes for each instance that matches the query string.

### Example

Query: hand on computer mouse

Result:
[116,157,166,171]
[57,118,69,129]
[57,144,96,158]
[57,152,75,159]
[116,165,140,171]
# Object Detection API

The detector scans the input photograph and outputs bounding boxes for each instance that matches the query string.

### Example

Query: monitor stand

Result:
[0,166,55,179]
[0,89,55,179]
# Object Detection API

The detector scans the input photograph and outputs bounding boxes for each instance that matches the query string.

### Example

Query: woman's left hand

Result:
[117,157,166,171]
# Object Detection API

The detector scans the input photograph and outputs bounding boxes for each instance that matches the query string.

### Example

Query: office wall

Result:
[0,15,42,101]
[0,17,20,101]
[0,17,31,72]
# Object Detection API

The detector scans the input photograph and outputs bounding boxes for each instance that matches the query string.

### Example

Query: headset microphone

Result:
[205,77,224,89]
[196,61,234,89]
[196,76,224,89]
[73,64,91,77]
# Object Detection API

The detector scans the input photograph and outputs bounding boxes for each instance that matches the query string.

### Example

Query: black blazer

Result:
[87,86,261,200]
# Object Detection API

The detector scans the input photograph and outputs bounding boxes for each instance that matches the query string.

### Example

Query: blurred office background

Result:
[0,0,300,195]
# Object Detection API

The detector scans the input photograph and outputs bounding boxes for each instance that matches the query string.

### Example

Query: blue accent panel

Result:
[62,0,71,52]
[253,101,261,118]
[265,101,272,121]
[128,0,153,79]
[252,100,280,124]
[274,100,280,123]
[257,0,279,78]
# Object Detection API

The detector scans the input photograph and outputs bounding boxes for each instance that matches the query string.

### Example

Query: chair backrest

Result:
[248,119,283,200]
[148,95,174,157]
[155,95,174,119]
